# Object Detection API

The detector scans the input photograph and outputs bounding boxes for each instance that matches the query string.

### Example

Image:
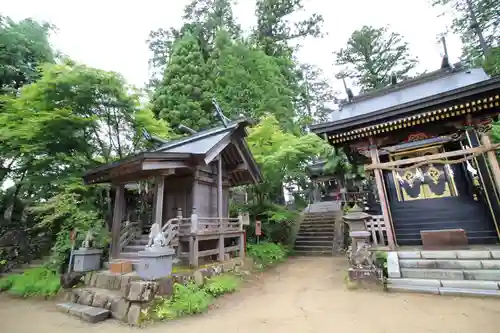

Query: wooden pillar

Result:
[481,134,500,195]
[153,175,165,226]
[368,142,396,249]
[466,129,500,236]
[111,184,125,259]
[217,156,224,261]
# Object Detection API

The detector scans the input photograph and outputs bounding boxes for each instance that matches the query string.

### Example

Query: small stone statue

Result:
[146,222,167,251]
[81,230,93,249]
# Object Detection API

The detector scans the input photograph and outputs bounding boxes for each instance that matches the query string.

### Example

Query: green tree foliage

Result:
[151,33,214,131]
[432,0,499,60]
[0,15,55,93]
[209,31,295,128]
[246,114,332,204]
[0,60,172,269]
[335,26,418,91]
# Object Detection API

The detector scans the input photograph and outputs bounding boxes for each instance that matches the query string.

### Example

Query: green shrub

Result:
[0,267,61,297]
[374,251,388,278]
[247,242,287,268]
[152,283,212,321]
[203,274,241,297]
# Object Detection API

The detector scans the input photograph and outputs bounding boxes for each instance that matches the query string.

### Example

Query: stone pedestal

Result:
[343,205,382,282]
[72,249,103,272]
[137,247,175,281]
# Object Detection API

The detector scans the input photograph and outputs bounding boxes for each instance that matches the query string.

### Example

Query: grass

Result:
[246,242,288,269]
[143,274,242,323]
[0,267,61,297]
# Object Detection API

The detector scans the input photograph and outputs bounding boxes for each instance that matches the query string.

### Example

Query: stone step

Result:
[398,250,500,260]
[294,244,332,252]
[296,231,335,237]
[295,240,333,247]
[299,227,335,232]
[400,268,500,281]
[388,277,500,290]
[122,245,146,252]
[295,235,334,240]
[387,284,500,297]
[293,249,332,256]
[399,259,500,270]
[56,303,110,323]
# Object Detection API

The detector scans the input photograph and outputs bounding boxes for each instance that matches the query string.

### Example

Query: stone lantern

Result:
[343,204,381,281]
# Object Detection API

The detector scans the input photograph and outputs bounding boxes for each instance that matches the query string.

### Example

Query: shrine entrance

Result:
[391,145,458,202]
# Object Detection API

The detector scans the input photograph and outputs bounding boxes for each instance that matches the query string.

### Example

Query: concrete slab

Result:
[387,284,440,295]
[387,278,441,287]
[401,268,464,280]
[397,251,421,259]
[421,251,457,259]
[456,250,491,260]
[481,260,500,270]
[464,270,500,281]
[490,250,500,259]
[440,279,500,290]
[439,287,500,298]
[56,303,110,323]
[386,252,400,278]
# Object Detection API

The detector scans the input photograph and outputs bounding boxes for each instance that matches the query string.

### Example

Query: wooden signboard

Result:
[255,220,262,236]
[241,212,250,226]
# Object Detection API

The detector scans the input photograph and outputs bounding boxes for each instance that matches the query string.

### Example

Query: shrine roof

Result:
[310,65,500,136]
[82,119,262,185]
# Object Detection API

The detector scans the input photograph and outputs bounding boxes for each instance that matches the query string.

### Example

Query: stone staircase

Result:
[294,208,340,256]
[387,249,500,297]
[57,270,150,324]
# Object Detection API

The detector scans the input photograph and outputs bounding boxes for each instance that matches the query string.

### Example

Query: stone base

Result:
[72,249,103,272]
[421,229,468,250]
[137,249,175,280]
[56,303,110,323]
[347,268,383,281]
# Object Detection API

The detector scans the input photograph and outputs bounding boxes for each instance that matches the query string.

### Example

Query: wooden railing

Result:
[119,221,141,250]
[365,215,387,246]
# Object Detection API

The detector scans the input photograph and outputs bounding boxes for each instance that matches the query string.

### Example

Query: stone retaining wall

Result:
[63,257,250,325]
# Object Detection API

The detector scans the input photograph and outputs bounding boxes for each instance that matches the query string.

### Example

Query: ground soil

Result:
[1,256,499,333]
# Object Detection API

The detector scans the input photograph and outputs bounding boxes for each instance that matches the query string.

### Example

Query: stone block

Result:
[387,278,441,287]
[481,260,500,269]
[401,268,464,280]
[421,251,457,259]
[401,259,482,270]
[456,250,491,260]
[440,279,500,290]
[110,297,130,321]
[84,272,93,285]
[89,272,98,287]
[56,303,110,323]
[156,277,173,296]
[386,252,400,278]
[222,261,235,273]
[397,251,421,259]
[464,270,500,281]
[490,250,500,259]
[193,270,204,286]
[438,287,500,298]
[91,292,109,308]
[72,248,102,273]
[127,304,142,326]
[76,289,94,306]
[120,275,132,296]
[127,281,157,302]
[387,284,440,295]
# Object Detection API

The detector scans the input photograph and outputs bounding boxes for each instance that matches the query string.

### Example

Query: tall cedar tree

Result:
[209,31,295,129]
[432,0,499,60]
[335,25,418,92]
[151,34,214,132]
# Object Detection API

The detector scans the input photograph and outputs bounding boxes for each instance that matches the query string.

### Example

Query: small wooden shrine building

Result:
[83,119,261,267]
[310,64,500,249]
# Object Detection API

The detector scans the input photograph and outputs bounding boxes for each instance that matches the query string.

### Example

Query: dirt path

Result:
[1,257,500,333]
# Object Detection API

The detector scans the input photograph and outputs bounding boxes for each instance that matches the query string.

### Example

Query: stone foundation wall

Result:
[64,257,250,325]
